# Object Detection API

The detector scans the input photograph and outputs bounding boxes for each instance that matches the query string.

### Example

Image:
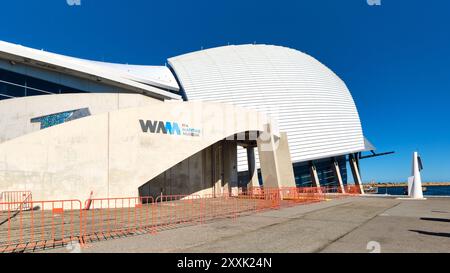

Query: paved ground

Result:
[46,196,450,253]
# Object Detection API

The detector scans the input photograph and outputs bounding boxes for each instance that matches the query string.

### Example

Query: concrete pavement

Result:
[46,196,450,253]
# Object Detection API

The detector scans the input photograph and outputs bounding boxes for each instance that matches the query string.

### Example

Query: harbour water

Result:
[375,185,450,196]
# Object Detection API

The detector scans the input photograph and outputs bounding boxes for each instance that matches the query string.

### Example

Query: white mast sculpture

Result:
[408,151,425,199]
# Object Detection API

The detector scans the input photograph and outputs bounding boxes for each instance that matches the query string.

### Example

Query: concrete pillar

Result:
[212,143,223,197]
[349,154,365,194]
[202,146,213,195]
[275,132,296,188]
[223,140,238,196]
[332,159,345,193]
[257,125,282,189]
[257,125,296,190]
[310,162,321,188]
[246,146,260,189]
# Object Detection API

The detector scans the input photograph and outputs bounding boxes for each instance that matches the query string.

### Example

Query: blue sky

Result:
[1,0,449,182]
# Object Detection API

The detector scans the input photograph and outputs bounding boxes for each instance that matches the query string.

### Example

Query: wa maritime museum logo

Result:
[139,120,201,137]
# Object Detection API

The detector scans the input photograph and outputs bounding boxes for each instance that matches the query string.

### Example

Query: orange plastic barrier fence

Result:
[81,196,155,243]
[198,194,240,222]
[247,186,327,207]
[154,195,201,230]
[0,199,82,253]
[277,187,325,205]
[344,185,362,194]
[0,191,32,211]
[0,186,358,252]
[195,191,281,224]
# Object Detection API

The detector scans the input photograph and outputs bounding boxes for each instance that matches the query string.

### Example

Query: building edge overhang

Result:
[0,40,181,101]
[289,136,377,166]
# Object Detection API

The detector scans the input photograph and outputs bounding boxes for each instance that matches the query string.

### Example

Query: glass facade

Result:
[293,156,348,187]
[0,68,86,100]
[238,155,348,188]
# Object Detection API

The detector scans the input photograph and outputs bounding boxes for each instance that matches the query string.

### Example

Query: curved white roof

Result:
[0,40,180,100]
[169,44,366,169]
[72,60,179,90]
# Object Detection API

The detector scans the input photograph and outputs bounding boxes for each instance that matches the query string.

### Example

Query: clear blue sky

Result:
[1,0,449,182]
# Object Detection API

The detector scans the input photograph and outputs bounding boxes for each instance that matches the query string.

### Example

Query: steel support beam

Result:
[349,154,365,194]
[332,159,345,193]
[310,162,321,188]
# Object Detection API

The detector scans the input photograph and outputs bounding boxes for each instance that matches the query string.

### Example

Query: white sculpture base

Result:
[396,197,427,200]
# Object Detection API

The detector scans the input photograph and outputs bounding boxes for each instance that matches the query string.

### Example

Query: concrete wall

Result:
[0,93,162,143]
[138,141,238,199]
[0,99,270,201]
[138,149,207,198]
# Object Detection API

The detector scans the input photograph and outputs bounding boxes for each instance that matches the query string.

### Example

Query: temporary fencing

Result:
[154,195,202,230]
[0,191,32,211]
[249,187,326,207]
[0,199,82,253]
[0,186,359,252]
[81,196,155,243]
[344,185,363,195]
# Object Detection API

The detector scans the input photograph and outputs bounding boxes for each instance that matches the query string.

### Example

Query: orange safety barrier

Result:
[81,196,155,243]
[247,186,327,207]
[251,189,278,208]
[240,191,262,215]
[195,192,278,224]
[0,199,82,253]
[279,187,324,205]
[0,185,354,252]
[198,194,241,222]
[0,191,32,211]
[344,185,362,195]
[154,195,201,230]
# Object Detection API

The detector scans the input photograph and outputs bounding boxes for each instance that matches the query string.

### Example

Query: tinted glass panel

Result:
[26,76,60,94]
[293,163,313,187]
[26,89,53,97]
[0,68,26,85]
[0,68,87,101]
[0,81,25,98]
[60,87,86,94]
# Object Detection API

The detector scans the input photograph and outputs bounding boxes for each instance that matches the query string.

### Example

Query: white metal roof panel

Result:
[0,40,180,100]
[169,44,366,171]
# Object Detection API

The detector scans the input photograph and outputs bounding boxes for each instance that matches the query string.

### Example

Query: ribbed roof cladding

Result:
[168,44,366,170]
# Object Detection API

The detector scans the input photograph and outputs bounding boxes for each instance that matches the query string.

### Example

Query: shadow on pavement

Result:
[409,230,450,238]
[420,217,450,223]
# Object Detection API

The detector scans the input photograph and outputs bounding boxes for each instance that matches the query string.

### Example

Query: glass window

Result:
[293,163,313,187]
[25,76,60,94]
[0,81,25,98]
[60,87,86,94]
[0,68,87,101]
[0,68,26,85]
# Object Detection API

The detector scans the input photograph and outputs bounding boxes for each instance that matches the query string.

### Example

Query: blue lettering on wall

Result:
[139,119,199,137]
[165,121,181,135]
